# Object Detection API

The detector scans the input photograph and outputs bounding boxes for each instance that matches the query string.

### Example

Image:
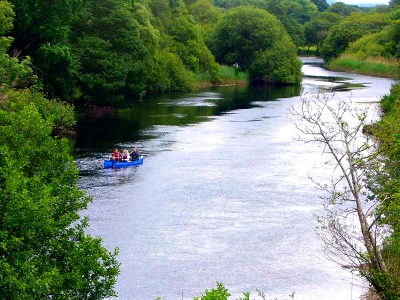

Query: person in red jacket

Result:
[111,148,121,161]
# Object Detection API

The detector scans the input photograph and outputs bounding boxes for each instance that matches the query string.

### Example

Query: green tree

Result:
[193,282,252,300]
[69,0,150,106]
[194,282,231,300]
[0,4,120,296]
[249,41,302,84]
[320,12,390,61]
[219,0,316,46]
[1,89,76,137]
[0,0,33,95]
[9,0,79,100]
[345,21,400,60]
[210,6,302,84]
[371,82,400,299]
[275,0,318,46]
[146,49,196,92]
[304,12,343,51]
[310,0,328,12]
[0,103,120,299]
[326,2,361,16]
[210,5,286,69]
[187,0,223,43]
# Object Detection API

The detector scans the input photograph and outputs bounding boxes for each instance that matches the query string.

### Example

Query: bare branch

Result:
[289,93,392,292]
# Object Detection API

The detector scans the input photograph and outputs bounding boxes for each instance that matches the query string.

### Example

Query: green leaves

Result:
[0,98,119,299]
[210,6,302,85]
[249,41,303,85]
[195,282,231,300]
[320,12,390,61]
[69,0,150,106]
[0,1,15,35]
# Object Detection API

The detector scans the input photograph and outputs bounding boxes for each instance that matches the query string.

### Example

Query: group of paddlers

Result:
[111,146,140,162]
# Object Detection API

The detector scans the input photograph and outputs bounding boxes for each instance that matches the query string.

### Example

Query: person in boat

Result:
[122,149,130,161]
[130,146,139,161]
[111,148,121,161]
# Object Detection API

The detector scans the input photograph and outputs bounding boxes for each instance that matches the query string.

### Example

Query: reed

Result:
[220,65,248,81]
[328,55,399,78]
[195,65,248,87]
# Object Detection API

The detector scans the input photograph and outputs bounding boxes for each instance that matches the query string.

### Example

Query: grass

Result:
[220,65,248,81]
[327,55,399,78]
[195,65,248,88]
[298,46,319,57]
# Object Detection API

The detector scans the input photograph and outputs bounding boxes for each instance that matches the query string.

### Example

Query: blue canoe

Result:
[104,156,144,169]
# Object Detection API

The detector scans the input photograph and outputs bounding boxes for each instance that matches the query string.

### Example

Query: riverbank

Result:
[195,79,248,89]
[195,65,249,89]
[326,55,399,79]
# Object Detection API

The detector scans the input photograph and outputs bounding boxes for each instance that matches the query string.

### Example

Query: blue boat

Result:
[103,156,144,169]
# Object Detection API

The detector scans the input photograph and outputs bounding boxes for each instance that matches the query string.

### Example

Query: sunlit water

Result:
[76,58,394,300]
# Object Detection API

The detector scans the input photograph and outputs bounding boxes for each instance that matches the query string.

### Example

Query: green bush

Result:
[250,41,303,85]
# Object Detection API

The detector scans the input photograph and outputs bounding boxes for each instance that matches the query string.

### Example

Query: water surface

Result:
[76,58,394,300]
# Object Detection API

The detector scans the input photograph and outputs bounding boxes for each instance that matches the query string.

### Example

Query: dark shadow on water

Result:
[74,84,301,156]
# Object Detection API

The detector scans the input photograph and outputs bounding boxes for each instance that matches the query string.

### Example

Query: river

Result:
[75,58,394,300]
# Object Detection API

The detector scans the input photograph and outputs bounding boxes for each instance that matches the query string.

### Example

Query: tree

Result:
[289,94,400,299]
[9,0,79,100]
[0,4,120,296]
[304,12,343,51]
[187,0,223,43]
[344,25,400,60]
[210,6,302,84]
[261,0,319,46]
[310,0,329,12]
[326,2,361,16]
[0,0,33,95]
[249,40,302,84]
[0,103,120,299]
[69,0,150,106]
[320,12,390,61]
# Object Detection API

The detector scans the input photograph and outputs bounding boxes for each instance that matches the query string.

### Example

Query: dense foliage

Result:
[210,6,302,84]
[372,82,400,299]
[0,103,120,299]
[3,0,399,106]
[5,0,307,106]
[320,12,390,61]
[0,2,120,298]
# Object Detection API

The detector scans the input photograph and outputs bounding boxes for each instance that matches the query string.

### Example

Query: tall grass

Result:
[195,65,248,87]
[328,55,399,78]
[220,65,248,81]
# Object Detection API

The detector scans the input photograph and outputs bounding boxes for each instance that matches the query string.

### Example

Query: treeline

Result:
[4,0,302,107]
[3,0,400,106]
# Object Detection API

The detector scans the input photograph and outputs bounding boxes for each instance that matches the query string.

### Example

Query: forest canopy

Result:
[4,0,307,107]
[3,0,398,106]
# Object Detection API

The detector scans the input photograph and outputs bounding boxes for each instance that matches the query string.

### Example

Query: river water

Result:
[75,58,394,300]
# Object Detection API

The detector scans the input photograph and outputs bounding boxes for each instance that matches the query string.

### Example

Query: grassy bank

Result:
[195,65,248,88]
[327,55,399,78]
[298,46,319,57]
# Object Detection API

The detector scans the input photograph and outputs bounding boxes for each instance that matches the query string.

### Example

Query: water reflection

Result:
[76,58,394,300]
[75,84,301,156]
